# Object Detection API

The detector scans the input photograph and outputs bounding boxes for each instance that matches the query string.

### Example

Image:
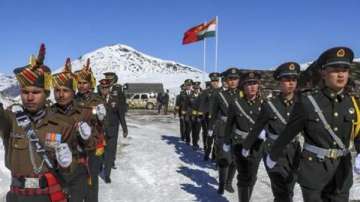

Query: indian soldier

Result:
[242,62,302,202]
[208,68,239,194]
[103,72,128,169]
[51,58,97,201]
[223,71,264,201]
[0,44,75,202]
[267,47,360,202]
[189,81,202,150]
[175,84,186,141]
[97,75,124,183]
[74,59,107,202]
[199,72,221,159]
[103,72,128,138]
[179,79,194,144]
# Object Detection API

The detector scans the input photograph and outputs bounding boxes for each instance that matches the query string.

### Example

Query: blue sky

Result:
[0,0,359,74]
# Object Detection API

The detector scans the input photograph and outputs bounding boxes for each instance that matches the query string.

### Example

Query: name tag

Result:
[45,133,62,149]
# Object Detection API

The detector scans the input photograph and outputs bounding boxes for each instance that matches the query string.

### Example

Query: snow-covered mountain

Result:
[56,44,207,92]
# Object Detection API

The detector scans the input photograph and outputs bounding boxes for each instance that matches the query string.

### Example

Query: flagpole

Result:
[215,16,219,72]
[203,35,207,84]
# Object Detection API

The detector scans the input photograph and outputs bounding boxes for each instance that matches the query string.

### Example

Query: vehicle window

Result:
[133,95,140,99]
[141,94,148,99]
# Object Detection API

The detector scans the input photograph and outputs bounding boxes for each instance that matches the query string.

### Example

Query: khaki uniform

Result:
[51,103,97,202]
[75,92,106,202]
[0,107,76,202]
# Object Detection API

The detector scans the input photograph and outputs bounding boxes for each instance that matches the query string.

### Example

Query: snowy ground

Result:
[1,111,360,201]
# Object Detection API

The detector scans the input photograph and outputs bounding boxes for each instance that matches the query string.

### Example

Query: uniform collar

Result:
[280,93,296,107]
[322,87,345,102]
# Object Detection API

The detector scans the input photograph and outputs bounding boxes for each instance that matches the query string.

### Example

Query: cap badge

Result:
[249,72,255,78]
[336,49,345,57]
[231,69,236,74]
[289,64,295,70]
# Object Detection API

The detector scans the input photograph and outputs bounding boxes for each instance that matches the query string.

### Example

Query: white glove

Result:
[354,154,360,175]
[78,121,92,140]
[56,143,72,168]
[266,154,277,169]
[223,144,230,152]
[241,148,250,157]
[96,104,106,121]
[258,130,266,141]
[208,130,213,137]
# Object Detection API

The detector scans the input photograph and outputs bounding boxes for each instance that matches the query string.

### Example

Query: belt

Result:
[233,129,248,139]
[303,143,348,160]
[267,131,299,143]
[267,132,278,141]
[11,176,46,189]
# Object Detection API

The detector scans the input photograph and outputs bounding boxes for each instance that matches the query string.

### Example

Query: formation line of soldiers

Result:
[0,44,128,202]
[175,46,360,202]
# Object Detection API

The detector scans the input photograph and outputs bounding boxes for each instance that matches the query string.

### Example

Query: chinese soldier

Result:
[175,84,186,141]
[242,62,302,202]
[0,44,75,202]
[208,68,240,194]
[267,47,360,202]
[189,81,202,149]
[199,72,221,158]
[179,79,194,144]
[74,59,107,202]
[52,58,98,201]
[223,71,264,202]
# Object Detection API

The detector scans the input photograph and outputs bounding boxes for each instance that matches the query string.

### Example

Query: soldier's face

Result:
[77,80,91,94]
[226,78,239,89]
[279,77,297,95]
[243,81,259,98]
[322,67,349,91]
[100,86,110,96]
[185,85,192,91]
[54,86,74,107]
[211,80,219,88]
[20,86,47,113]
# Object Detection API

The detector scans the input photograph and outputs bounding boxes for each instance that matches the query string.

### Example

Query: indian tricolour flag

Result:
[182,18,217,45]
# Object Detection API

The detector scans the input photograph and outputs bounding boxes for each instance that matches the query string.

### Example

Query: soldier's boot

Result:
[238,186,250,202]
[225,164,236,193]
[217,167,228,195]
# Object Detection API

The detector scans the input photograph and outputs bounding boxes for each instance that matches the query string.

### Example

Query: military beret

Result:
[223,67,240,79]
[273,62,301,80]
[209,72,221,81]
[240,71,261,85]
[317,47,354,69]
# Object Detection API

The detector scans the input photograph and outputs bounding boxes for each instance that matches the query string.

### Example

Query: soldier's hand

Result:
[354,153,360,175]
[78,121,92,140]
[241,148,250,157]
[96,104,107,121]
[208,130,213,137]
[222,144,230,152]
[265,154,277,169]
[56,143,72,168]
[258,130,266,141]
[123,130,128,138]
